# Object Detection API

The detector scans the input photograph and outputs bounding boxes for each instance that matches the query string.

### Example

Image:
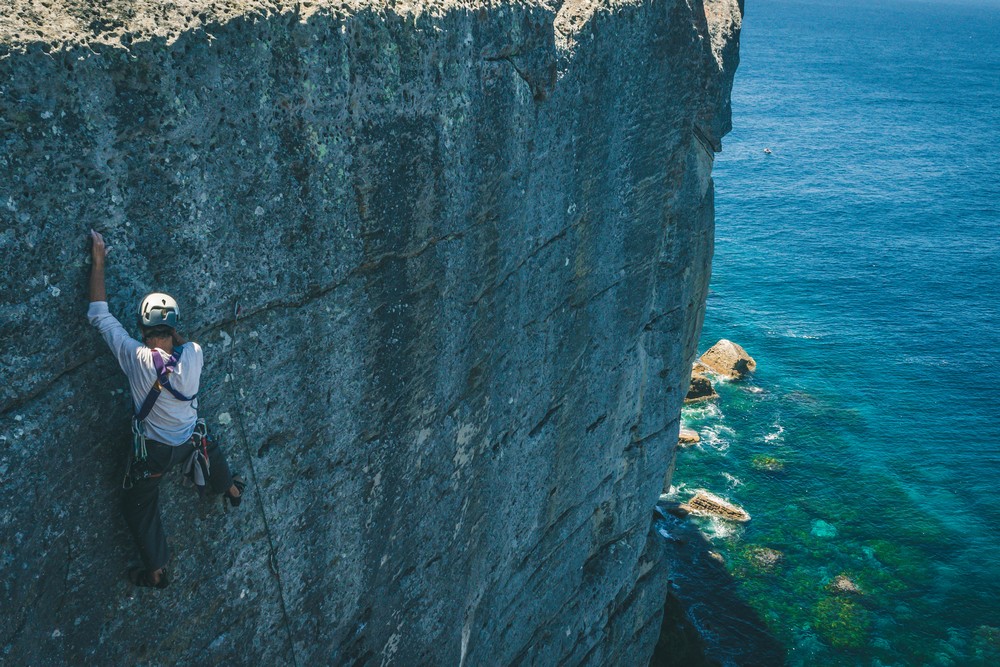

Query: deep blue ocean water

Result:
[670,0,1000,663]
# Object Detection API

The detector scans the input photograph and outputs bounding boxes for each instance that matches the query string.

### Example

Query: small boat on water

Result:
[680,490,751,522]
[763,147,772,154]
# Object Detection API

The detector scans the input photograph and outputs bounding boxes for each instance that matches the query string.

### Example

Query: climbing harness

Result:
[122,418,209,491]
[122,346,198,490]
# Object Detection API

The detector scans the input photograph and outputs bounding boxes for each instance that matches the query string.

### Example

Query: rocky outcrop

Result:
[681,491,750,522]
[685,371,718,403]
[0,0,741,664]
[698,339,757,379]
[678,428,700,445]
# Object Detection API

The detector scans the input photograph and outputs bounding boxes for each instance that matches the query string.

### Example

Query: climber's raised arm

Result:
[88,229,107,303]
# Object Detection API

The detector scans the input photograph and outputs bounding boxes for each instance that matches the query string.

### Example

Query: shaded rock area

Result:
[0,0,741,665]
[651,510,785,666]
[698,339,756,379]
[685,371,718,403]
[649,591,718,667]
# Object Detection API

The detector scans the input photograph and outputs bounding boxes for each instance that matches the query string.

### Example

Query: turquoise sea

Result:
[668,0,1000,663]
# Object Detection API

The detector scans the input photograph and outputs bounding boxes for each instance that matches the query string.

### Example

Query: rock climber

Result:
[87,229,245,589]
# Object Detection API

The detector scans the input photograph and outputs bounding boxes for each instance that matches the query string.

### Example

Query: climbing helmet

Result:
[139,292,180,329]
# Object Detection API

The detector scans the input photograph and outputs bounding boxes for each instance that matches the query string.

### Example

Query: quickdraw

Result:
[193,418,208,461]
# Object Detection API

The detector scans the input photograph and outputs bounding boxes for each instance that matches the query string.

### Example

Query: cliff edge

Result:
[0,0,741,663]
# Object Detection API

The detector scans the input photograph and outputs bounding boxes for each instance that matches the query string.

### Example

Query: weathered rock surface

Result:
[0,0,741,664]
[682,491,750,522]
[678,428,700,445]
[698,338,756,379]
[685,371,718,403]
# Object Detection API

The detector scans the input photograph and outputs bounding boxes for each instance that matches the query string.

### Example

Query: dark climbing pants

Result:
[121,436,234,571]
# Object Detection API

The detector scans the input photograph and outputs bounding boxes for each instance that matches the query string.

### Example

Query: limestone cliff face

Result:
[0,1,741,663]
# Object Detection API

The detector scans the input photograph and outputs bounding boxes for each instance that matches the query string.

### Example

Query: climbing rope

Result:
[225,300,300,667]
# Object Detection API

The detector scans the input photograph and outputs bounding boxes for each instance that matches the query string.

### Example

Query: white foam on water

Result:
[700,424,735,452]
[768,327,822,340]
[763,422,784,443]
[902,355,951,366]
[682,402,723,421]
[661,484,685,501]
[722,472,743,488]
[701,516,743,541]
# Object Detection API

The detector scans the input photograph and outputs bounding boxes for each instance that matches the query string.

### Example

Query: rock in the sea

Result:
[751,455,784,472]
[681,490,751,522]
[685,372,719,403]
[811,519,839,538]
[698,339,757,379]
[692,360,712,375]
[678,427,701,445]
[745,545,783,571]
[829,574,863,595]
[813,596,871,650]
[973,625,1000,658]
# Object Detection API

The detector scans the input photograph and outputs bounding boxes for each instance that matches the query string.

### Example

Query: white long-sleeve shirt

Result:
[88,301,203,445]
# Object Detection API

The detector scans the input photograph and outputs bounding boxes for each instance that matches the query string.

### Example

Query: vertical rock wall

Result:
[0,0,741,663]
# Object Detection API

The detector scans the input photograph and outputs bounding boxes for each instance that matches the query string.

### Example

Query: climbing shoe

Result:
[226,474,246,508]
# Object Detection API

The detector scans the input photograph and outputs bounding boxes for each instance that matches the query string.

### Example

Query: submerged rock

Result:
[744,545,783,572]
[685,372,718,403]
[678,428,701,445]
[829,574,863,595]
[973,625,1000,659]
[698,339,757,379]
[811,519,838,538]
[813,596,871,650]
[751,455,784,472]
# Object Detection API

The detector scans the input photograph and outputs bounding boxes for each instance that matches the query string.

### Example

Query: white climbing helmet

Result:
[139,292,180,329]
